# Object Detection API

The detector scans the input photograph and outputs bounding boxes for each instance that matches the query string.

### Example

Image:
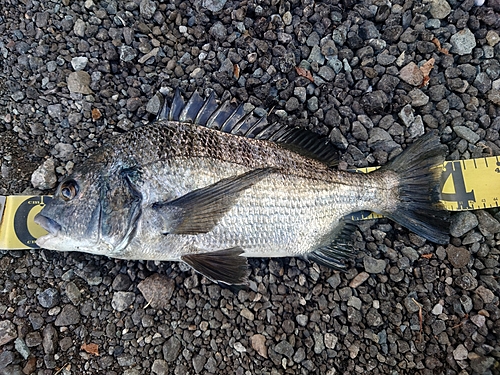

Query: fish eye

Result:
[60,180,79,201]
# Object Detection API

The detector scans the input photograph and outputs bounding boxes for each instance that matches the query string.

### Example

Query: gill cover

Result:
[100,167,143,253]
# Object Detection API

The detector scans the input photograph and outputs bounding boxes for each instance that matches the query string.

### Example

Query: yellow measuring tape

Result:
[1,156,499,250]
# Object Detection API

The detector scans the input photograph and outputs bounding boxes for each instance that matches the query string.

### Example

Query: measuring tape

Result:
[1,156,499,250]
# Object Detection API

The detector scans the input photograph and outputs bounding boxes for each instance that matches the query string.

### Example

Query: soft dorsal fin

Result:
[156,90,338,166]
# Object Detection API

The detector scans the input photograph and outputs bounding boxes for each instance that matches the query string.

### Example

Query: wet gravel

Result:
[1,0,500,374]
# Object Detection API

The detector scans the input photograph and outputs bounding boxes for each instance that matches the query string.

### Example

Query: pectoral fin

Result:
[153,168,274,235]
[181,247,250,285]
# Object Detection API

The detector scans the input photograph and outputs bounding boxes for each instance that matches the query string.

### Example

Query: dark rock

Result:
[37,288,60,309]
[55,305,81,326]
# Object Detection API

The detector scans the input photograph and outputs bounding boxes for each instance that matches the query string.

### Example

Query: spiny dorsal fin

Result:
[156,89,338,166]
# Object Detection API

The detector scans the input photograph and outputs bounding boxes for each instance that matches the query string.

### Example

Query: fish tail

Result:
[377,133,449,244]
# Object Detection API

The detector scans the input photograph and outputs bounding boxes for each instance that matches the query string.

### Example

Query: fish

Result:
[34,90,449,285]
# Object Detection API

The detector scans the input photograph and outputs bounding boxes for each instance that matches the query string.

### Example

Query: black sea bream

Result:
[35,91,449,285]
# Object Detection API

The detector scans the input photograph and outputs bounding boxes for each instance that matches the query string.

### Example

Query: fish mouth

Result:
[34,213,62,248]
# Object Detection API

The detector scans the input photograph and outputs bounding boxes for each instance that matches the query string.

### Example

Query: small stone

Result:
[192,354,207,373]
[429,0,451,19]
[408,88,429,107]
[139,0,157,19]
[137,274,175,309]
[329,128,348,150]
[313,332,325,354]
[111,292,135,312]
[274,341,294,359]
[471,314,486,328]
[486,30,500,46]
[432,303,443,315]
[400,62,423,86]
[318,65,335,81]
[324,333,338,349]
[112,273,132,291]
[460,295,473,313]
[73,19,86,37]
[455,272,478,290]
[233,342,246,353]
[475,285,495,303]
[398,104,414,127]
[488,90,500,105]
[37,288,60,309]
[14,338,30,360]
[120,46,137,62]
[42,325,58,354]
[65,281,81,304]
[454,125,480,144]
[450,29,476,56]
[151,359,168,375]
[47,104,62,119]
[446,245,470,268]
[240,308,254,321]
[163,336,181,362]
[0,351,14,369]
[470,355,495,374]
[31,158,57,190]
[53,143,75,160]
[71,56,88,71]
[202,0,227,12]
[347,296,362,310]
[67,71,92,94]
[55,305,81,326]
[349,272,370,288]
[453,344,468,360]
[296,314,308,327]
[0,321,17,346]
[364,256,386,274]
[450,212,478,237]
[476,210,500,236]
[250,334,267,358]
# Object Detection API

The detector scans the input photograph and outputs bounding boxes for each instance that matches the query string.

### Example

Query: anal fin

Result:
[307,220,358,270]
[181,247,249,285]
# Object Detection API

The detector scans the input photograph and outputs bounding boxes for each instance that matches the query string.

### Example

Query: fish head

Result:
[35,163,143,257]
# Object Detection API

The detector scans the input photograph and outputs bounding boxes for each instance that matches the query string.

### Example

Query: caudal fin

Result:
[377,133,449,244]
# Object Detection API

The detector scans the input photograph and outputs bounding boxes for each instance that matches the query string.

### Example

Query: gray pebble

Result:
[55,305,81,326]
[111,291,135,312]
[42,325,58,354]
[71,56,88,71]
[454,125,480,144]
[476,210,500,236]
[0,350,14,369]
[65,281,82,304]
[364,256,386,274]
[139,0,157,19]
[14,338,30,360]
[274,340,294,359]
[450,28,476,55]
[453,344,468,360]
[329,128,348,150]
[120,46,137,62]
[429,0,451,19]
[408,89,429,107]
[202,0,227,12]
[31,158,57,190]
[455,272,479,290]
[73,19,86,37]
[163,336,182,362]
[0,321,17,346]
[37,288,60,308]
[450,211,479,237]
[67,71,92,94]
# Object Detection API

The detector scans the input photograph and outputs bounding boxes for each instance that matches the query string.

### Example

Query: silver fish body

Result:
[35,92,449,285]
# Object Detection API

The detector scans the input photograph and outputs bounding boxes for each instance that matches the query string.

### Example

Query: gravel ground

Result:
[1,0,500,374]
